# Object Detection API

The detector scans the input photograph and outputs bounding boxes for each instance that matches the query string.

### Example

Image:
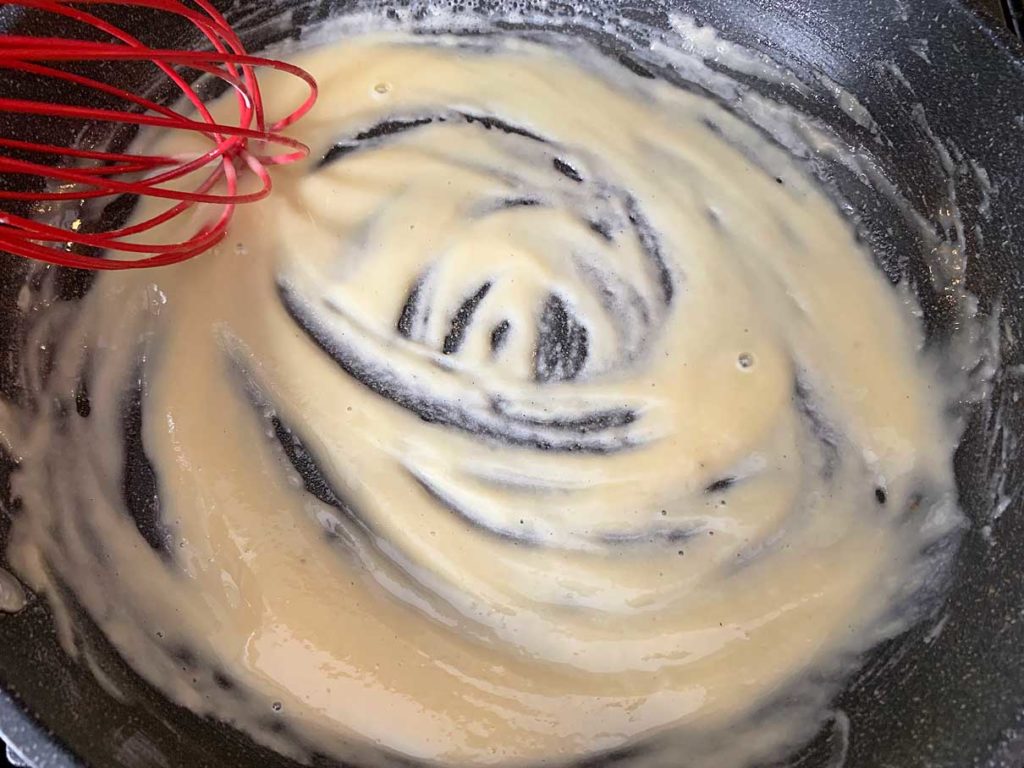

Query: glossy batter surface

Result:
[2,30,963,768]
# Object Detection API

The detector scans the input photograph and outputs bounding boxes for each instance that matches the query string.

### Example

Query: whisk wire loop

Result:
[0,0,318,269]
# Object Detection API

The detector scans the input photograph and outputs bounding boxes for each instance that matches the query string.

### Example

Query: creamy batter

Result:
[0,567,25,614]
[1,25,965,768]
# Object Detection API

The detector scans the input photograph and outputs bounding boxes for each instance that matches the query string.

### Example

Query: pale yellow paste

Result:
[2,30,963,768]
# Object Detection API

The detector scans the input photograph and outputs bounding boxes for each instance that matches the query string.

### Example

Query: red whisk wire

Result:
[0,0,319,270]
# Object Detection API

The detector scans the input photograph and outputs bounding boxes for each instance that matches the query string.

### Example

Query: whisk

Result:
[0,0,318,270]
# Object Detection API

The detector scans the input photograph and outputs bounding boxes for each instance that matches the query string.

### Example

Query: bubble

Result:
[374,82,392,95]
[738,352,755,370]
[272,701,283,712]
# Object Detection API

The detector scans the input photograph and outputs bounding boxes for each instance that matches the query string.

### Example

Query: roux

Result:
[1,29,963,768]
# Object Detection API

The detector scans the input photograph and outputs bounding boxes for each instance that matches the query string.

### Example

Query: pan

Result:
[1,1,1023,766]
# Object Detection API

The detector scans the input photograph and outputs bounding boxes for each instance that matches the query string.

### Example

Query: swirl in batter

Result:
[2,28,964,768]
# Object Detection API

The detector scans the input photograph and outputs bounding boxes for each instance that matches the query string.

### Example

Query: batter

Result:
[1,27,964,768]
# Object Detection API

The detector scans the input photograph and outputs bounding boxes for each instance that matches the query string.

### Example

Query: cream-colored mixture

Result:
[2,29,964,768]
[0,567,25,614]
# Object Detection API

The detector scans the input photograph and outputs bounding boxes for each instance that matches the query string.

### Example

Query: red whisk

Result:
[0,0,318,270]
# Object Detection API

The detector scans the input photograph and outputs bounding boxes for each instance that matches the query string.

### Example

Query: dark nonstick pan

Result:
[1,1,1024,766]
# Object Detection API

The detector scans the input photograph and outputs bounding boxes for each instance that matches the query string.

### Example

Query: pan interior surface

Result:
[0,2,1023,768]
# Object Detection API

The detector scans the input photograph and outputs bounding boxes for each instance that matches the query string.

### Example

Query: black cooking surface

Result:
[0,1,1020,768]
